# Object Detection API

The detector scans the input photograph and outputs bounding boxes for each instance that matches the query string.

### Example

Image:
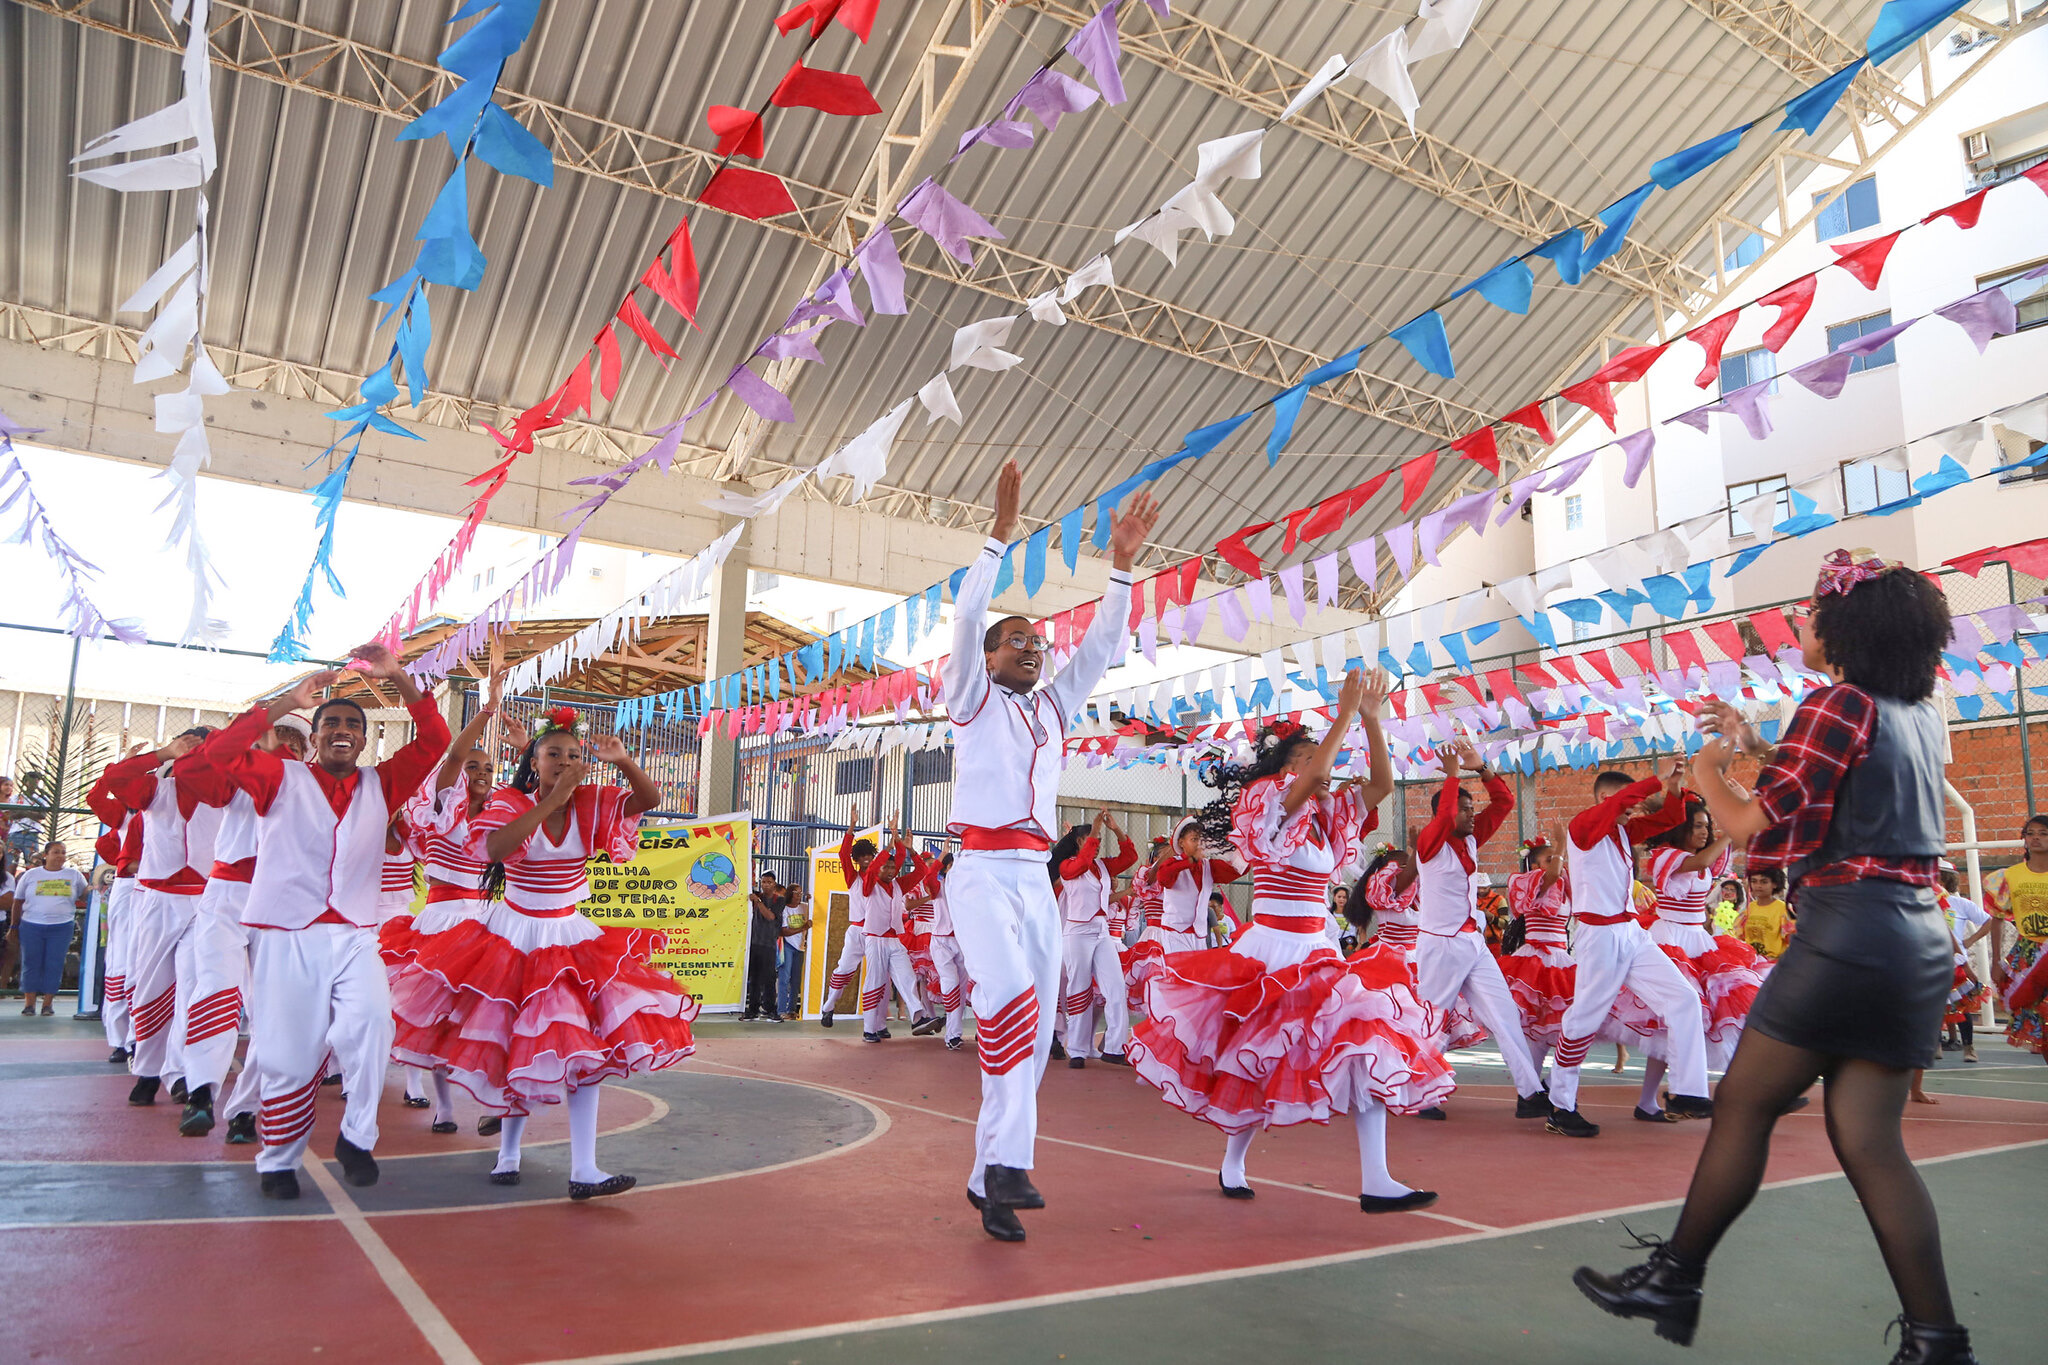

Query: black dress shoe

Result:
[739,1012,759,1021]
[1068,1056,1086,1069]
[983,1164,1044,1210]
[1547,1107,1601,1138]
[569,1173,636,1201]
[1665,1093,1714,1120]
[168,1078,188,1103]
[1049,1037,1067,1060]
[1633,1106,1679,1123]
[489,1170,521,1186]
[108,1047,128,1064]
[431,1120,459,1134]
[402,1095,431,1109]
[981,1201,1027,1241]
[259,1170,301,1201]
[1100,1051,1130,1066]
[1360,1189,1438,1214]
[1514,1091,1553,1119]
[224,1113,257,1145]
[1886,1315,1979,1365]
[1417,1105,1448,1121]
[334,1135,380,1187]
[1218,1174,1255,1200]
[179,1102,215,1138]
[128,1076,160,1106]
[1572,1240,1704,1346]
[820,1008,835,1028]
[477,1115,502,1137]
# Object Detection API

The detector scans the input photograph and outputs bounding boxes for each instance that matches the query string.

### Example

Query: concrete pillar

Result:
[694,495,753,817]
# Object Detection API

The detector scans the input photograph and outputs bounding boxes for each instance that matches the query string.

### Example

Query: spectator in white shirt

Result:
[7,842,88,1015]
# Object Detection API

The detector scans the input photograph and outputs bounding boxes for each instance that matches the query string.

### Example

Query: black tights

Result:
[1668,1030,1956,1325]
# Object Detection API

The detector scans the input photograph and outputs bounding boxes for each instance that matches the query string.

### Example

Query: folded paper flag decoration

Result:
[1009,68,1100,132]
[1651,123,1750,189]
[1579,184,1654,272]
[1066,1,1127,105]
[707,106,766,158]
[1450,425,1499,475]
[1780,58,1863,134]
[1400,449,1438,511]
[1390,311,1455,378]
[700,166,798,220]
[899,178,1004,264]
[1759,274,1817,351]
[1866,0,1957,66]
[771,61,882,116]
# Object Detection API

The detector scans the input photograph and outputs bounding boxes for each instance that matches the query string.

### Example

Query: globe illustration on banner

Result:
[687,850,737,899]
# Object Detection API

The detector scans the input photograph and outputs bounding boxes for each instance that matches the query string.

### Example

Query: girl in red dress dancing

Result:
[391,709,696,1199]
[1498,836,1575,1078]
[1130,670,1452,1210]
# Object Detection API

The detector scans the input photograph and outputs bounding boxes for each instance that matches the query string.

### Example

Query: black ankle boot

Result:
[1887,1316,1977,1365]
[982,1164,1044,1210]
[1572,1235,1705,1347]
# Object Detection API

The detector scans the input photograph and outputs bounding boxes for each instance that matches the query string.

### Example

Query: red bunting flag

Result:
[1758,274,1817,352]
[706,106,766,159]
[700,167,799,221]
[1419,681,1447,712]
[1449,425,1499,476]
[1399,450,1438,511]
[1700,619,1748,663]
[1215,521,1270,577]
[1591,342,1671,385]
[771,61,882,116]
[641,219,701,326]
[1297,491,1351,545]
[1747,609,1800,655]
[1516,660,1558,689]
[1560,377,1618,431]
[1280,504,1315,554]
[1486,668,1522,703]
[1387,689,1407,720]
[594,324,621,401]
[1500,402,1555,445]
[775,0,877,42]
[1686,310,1741,388]
[1665,628,1708,676]
[1614,638,1655,676]
[1945,537,2048,580]
[1827,230,1900,290]
[552,354,593,419]
[1923,188,1990,231]
[1579,648,1622,689]
[1345,470,1391,515]
[615,295,678,362]
[1546,655,1584,686]
[1173,557,1200,607]
[1127,576,1146,631]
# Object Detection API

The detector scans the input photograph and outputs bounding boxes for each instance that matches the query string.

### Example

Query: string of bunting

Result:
[69,0,226,645]
[268,0,553,662]
[0,412,143,644]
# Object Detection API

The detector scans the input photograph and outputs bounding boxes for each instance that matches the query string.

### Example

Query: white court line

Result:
[301,1158,483,1365]
[521,1133,2048,1365]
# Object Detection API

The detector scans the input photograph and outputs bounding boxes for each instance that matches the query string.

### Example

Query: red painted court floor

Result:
[4,1020,2044,1364]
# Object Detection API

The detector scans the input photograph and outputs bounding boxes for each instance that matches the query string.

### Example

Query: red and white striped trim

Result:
[1251,865,1330,903]
[977,989,1038,1076]
[131,987,177,1041]
[828,970,854,991]
[1524,912,1570,946]
[260,1078,321,1147]
[103,974,127,1003]
[940,986,965,1012]
[1554,1035,1595,1068]
[860,986,886,1011]
[184,988,242,1044]
[1376,924,1419,947]
[1061,986,1094,1016]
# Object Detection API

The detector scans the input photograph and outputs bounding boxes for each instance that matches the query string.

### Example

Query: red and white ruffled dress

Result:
[1360,863,1487,1050]
[376,828,422,927]
[379,785,492,966]
[388,784,697,1113]
[1120,867,1165,1009]
[1643,846,1767,1070]
[1497,869,1575,1045]
[1129,775,1454,1133]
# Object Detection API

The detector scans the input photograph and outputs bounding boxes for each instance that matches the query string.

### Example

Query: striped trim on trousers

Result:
[1061,986,1095,1017]
[828,970,855,991]
[1554,1035,1596,1069]
[860,986,887,1011]
[259,1077,321,1147]
[976,990,1038,1076]
[131,987,177,1041]
[940,985,965,1012]
[184,988,242,1045]
[103,974,127,1003]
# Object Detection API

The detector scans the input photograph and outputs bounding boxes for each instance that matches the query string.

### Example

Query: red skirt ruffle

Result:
[1656,935,1768,1048]
[378,913,419,967]
[1122,938,1166,1011]
[1129,942,1454,1133]
[1497,943,1575,1042]
[389,917,697,1114]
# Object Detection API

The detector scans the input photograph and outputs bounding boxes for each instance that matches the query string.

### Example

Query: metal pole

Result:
[2009,563,2036,816]
[47,634,82,841]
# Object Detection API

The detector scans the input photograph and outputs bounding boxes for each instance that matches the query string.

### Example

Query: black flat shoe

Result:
[489,1170,521,1186]
[169,1079,188,1103]
[334,1135,380,1188]
[1360,1189,1438,1214]
[981,1201,1026,1241]
[431,1120,459,1135]
[127,1076,160,1106]
[1514,1091,1553,1119]
[862,1031,882,1043]
[1049,1038,1067,1060]
[983,1164,1044,1210]
[224,1113,257,1145]
[1067,1056,1085,1069]
[1099,1052,1130,1066]
[1573,1239,1704,1347]
[1666,1093,1714,1120]
[1218,1174,1255,1200]
[259,1170,301,1201]
[1886,1315,1979,1365]
[569,1174,636,1201]
[108,1047,128,1064]
[402,1095,431,1109]
[877,1029,892,1039]
[819,1008,835,1028]
[1547,1108,1601,1138]
[1634,1106,1679,1123]
[1417,1105,1448,1121]
[477,1115,502,1137]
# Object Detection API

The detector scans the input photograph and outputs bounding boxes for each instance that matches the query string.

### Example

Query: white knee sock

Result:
[494,1115,527,1175]
[431,1072,455,1127]
[1639,1057,1668,1112]
[1353,1102,1412,1199]
[567,1083,608,1185]
[1221,1129,1255,1189]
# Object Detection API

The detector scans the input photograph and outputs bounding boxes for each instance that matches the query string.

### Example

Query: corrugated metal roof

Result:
[1,0,1896,573]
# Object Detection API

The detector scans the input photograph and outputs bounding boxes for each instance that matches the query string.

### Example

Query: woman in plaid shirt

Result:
[1575,552,1976,1365]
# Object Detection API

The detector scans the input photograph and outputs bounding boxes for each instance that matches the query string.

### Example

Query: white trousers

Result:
[249,924,393,1173]
[822,923,867,1012]
[948,849,1060,1187]
[1549,921,1707,1113]
[1414,928,1543,1095]
[1060,925,1129,1058]
[100,879,137,1051]
[860,934,922,1032]
[178,880,252,1095]
[931,933,969,1042]
[125,888,199,1083]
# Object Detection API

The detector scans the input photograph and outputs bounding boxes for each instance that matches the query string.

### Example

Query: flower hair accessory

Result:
[1522,836,1550,852]
[1814,547,1891,599]
[1261,719,1304,746]
[534,706,583,739]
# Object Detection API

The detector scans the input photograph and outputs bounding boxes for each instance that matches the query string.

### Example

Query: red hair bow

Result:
[1814,547,1890,599]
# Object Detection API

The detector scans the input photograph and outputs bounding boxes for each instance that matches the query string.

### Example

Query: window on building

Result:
[1720,346,1779,397]
[471,573,481,591]
[1727,475,1790,538]
[834,756,876,796]
[1564,493,1585,530]
[1813,176,1880,242]
[1962,105,2048,188]
[1826,311,1897,373]
[485,566,495,587]
[1978,262,2048,332]
[1722,231,1764,274]
[1570,618,1594,643]
[1999,440,2048,487]
[1841,452,1911,515]
[909,748,954,786]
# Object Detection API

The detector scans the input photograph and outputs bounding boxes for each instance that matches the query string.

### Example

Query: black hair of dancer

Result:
[1573,552,1975,1365]
[1191,724,1317,847]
